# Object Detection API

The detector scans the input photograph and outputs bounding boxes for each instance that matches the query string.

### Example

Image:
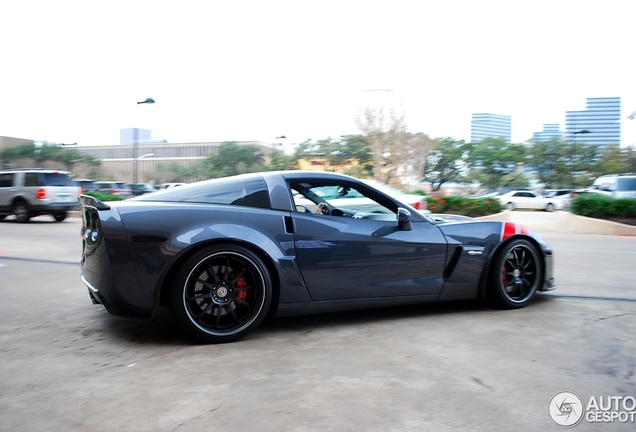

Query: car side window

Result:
[24,173,40,187]
[138,176,271,209]
[290,181,396,220]
[0,173,14,187]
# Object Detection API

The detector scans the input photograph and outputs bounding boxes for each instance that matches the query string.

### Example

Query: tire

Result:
[13,201,31,223]
[170,244,272,343]
[489,239,543,309]
[505,202,515,211]
[53,212,67,222]
[0,215,5,221]
[545,203,554,212]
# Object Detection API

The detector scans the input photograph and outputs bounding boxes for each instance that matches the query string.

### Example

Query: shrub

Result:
[426,196,503,217]
[83,191,127,202]
[570,194,636,218]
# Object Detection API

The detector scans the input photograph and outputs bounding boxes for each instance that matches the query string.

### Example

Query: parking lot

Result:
[1,213,635,431]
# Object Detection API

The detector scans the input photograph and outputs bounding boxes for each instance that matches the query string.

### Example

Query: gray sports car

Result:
[80,171,555,343]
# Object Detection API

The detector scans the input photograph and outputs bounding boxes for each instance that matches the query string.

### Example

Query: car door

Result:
[0,173,16,212]
[512,191,533,209]
[290,181,448,301]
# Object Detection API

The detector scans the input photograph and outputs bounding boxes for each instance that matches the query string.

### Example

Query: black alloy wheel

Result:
[171,244,272,343]
[489,239,543,308]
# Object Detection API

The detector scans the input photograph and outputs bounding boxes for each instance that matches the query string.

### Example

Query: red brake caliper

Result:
[235,276,247,306]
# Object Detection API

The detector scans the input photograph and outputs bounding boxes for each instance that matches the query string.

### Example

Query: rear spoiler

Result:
[80,194,111,210]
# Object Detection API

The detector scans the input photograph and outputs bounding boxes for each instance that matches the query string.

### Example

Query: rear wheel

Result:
[545,203,554,212]
[0,215,5,221]
[53,212,67,222]
[489,239,543,308]
[13,201,30,223]
[170,244,272,343]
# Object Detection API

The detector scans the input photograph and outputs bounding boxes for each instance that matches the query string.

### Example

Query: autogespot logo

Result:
[548,391,584,428]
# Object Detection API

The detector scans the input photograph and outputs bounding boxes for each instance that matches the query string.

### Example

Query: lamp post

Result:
[272,135,286,168]
[59,142,77,172]
[133,98,155,184]
[571,129,590,189]
[134,153,155,183]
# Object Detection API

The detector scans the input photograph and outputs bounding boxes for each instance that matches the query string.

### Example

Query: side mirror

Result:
[397,207,412,231]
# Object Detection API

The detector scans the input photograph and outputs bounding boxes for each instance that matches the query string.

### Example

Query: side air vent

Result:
[444,246,463,280]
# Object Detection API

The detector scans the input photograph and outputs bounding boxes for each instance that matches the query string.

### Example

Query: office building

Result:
[120,128,152,145]
[565,97,620,147]
[471,113,512,143]
[530,124,561,143]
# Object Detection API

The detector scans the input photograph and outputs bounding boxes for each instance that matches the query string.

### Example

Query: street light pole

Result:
[571,129,590,189]
[273,135,286,168]
[133,98,155,183]
[59,142,77,172]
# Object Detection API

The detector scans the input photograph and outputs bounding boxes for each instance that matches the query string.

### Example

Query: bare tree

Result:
[355,90,437,187]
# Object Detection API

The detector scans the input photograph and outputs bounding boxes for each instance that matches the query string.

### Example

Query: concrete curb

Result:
[477,211,636,236]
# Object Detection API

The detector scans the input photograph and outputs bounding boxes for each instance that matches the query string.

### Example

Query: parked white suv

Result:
[589,174,636,199]
[0,169,81,222]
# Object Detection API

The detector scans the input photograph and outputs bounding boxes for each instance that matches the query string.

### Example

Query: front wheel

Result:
[489,239,543,309]
[505,202,515,211]
[170,244,272,343]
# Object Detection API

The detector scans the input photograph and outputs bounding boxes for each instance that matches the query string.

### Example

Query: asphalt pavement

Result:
[0,213,635,431]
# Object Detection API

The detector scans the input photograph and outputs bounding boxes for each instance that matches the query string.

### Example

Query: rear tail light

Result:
[36,188,48,199]
[80,187,86,195]
[112,189,122,194]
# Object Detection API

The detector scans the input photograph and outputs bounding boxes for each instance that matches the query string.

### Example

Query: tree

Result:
[293,135,373,175]
[355,94,407,184]
[596,144,628,176]
[526,139,597,189]
[423,138,470,190]
[468,138,526,189]
[206,142,265,178]
[0,142,101,171]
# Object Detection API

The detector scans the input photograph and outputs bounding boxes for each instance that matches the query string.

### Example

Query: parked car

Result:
[472,187,531,199]
[498,190,565,212]
[95,181,133,198]
[589,173,636,198]
[80,170,555,344]
[159,182,186,190]
[543,189,574,207]
[75,179,99,194]
[0,168,81,222]
[130,183,157,196]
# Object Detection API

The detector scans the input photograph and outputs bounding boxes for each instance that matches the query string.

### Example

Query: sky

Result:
[1,0,635,151]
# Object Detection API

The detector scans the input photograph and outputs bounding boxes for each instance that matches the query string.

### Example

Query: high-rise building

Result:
[530,124,561,143]
[471,113,512,143]
[564,97,620,147]
[120,128,152,145]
